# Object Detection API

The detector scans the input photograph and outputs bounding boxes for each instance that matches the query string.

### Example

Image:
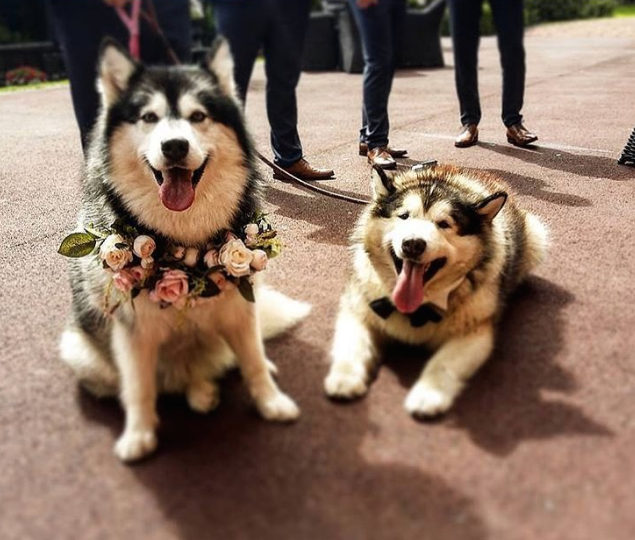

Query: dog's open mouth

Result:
[390,248,447,314]
[149,158,208,212]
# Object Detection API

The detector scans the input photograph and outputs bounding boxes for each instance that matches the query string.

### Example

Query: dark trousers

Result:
[448,0,525,127]
[212,0,311,167]
[348,0,406,149]
[49,0,191,149]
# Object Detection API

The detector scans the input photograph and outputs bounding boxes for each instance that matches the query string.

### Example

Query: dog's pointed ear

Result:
[98,38,138,106]
[206,37,236,98]
[371,165,395,200]
[475,191,507,222]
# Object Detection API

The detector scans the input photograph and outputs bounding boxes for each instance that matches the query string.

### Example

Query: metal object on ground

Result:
[618,127,635,165]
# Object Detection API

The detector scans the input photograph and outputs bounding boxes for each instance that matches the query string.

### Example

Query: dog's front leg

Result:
[111,319,160,462]
[219,296,299,421]
[405,322,494,417]
[324,304,378,400]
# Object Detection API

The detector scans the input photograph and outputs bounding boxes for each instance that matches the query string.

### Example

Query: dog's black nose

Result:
[401,238,427,259]
[161,138,189,162]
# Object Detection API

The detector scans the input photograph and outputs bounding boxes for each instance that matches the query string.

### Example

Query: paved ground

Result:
[1,30,634,540]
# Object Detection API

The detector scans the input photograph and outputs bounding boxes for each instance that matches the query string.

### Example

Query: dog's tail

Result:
[521,212,549,276]
[256,286,312,340]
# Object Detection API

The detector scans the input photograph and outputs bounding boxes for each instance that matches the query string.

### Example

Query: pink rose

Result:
[149,269,189,308]
[133,235,156,259]
[209,271,228,291]
[250,249,268,271]
[112,268,137,293]
[129,266,146,282]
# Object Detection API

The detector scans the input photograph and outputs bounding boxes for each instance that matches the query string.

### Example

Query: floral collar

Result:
[58,213,282,314]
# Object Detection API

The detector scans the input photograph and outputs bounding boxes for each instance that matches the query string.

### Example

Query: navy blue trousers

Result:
[212,0,311,167]
[448,0,525,127]
[49,0,192,149]
[348,0,406,150]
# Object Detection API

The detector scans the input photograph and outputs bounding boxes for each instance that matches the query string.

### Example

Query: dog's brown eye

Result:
[140,112,159,123]
[190,111,206,123]
[398,212,410,220]
[437,220,451,229]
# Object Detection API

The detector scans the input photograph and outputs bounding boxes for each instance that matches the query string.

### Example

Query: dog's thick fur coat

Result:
[325,165,548,416]
[60,39,309,462]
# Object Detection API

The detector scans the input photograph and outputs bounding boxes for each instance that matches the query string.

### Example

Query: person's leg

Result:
[211,0,266,104]
[447,0,483,127]
[49,0,191,149]
[489,0,525,127]
[262,0,311,167]
[347,0,395,150]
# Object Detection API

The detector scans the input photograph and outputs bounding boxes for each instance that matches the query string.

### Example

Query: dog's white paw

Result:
[257,392,300,422]
[187,381,220,414]
[114,429,157,463]
[405,382,453,418]
[324,370,367,400]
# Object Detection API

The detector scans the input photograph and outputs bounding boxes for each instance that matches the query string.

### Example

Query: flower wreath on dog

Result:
[58,213,282,314]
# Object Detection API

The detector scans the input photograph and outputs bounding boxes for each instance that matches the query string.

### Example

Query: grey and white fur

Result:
[60,39,310,462]
[325,165,548,417]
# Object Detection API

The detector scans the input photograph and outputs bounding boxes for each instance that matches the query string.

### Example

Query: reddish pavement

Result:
[1,35,634,540]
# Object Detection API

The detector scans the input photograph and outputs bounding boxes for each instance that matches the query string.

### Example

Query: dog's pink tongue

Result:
[392,260,426,314]
[159,168,195,212]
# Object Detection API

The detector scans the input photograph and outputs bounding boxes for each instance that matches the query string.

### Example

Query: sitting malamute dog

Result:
[59,39,309,462]
[325,165,548,417]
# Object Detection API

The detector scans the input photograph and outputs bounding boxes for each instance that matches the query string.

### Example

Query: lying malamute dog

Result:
[59,39,309,462]
[325,165,548,416]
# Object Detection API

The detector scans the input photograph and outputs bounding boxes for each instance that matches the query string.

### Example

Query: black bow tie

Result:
[369,297,443,328]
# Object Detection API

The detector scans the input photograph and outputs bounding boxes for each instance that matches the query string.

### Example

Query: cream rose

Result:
[204,249,219,268]
[171,246,185,260]
[149,269,189,308]
[100,234,133,271]
[219,239,253,277]
[244,223,259,237]
[250,249,268,272]
[133,235,156,259]
[183,247,199,267]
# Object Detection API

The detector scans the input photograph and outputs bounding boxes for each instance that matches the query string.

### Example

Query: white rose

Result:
[219,239,253,277]
[204,249,219,268]
[100,234,133,271]
[141,257,154,269]
[244,223,259,237]
[133,235,156,259]
[172,246,185,260]
[184,247,199,267]
[250,249,268,271]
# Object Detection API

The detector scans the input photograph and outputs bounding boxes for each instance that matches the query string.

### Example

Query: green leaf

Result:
[58,233,97,258]
[237,277,255,303]
[85,224,109,239]
[200,280,221,298]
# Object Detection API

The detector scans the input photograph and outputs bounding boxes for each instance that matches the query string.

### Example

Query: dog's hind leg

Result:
[218,292,299,422]
[59,327,118,398]
[405,322,494,417]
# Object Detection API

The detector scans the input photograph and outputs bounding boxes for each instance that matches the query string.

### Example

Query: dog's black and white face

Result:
[365,166,507,313]
[93,39,256,244]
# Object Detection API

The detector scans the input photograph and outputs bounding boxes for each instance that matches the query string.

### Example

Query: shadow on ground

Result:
[77,333,487,540]
[382,277,613,456]
[483,143,633,182]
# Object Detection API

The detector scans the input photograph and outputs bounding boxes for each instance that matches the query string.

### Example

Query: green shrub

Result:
[525,0,615,22]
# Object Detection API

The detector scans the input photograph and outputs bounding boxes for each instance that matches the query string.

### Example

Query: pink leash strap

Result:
[114,0,142,59]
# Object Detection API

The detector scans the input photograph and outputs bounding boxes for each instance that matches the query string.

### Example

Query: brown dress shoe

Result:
[454,124,479,148]
[273,158,334,181]
[506,123,538,147]
[367,147,396,169]
[359,142,408,158]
